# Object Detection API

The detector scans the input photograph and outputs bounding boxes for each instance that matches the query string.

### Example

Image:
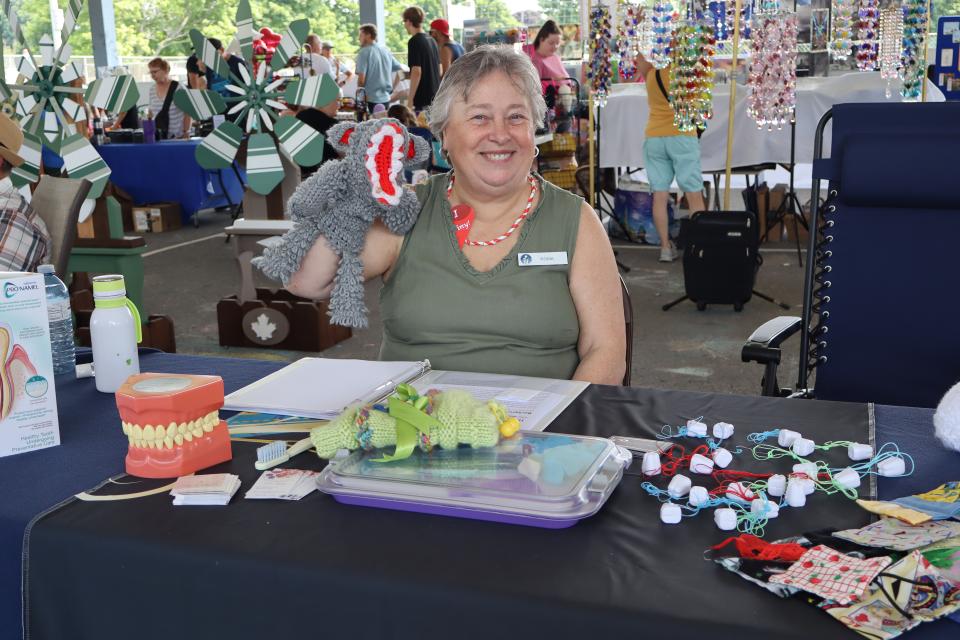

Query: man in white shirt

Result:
[294,35,333,80]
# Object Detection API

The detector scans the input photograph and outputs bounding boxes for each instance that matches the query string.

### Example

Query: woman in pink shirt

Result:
[523,20,569,92]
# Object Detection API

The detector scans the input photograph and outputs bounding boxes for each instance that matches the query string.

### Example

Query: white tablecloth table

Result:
[598,72,945,171]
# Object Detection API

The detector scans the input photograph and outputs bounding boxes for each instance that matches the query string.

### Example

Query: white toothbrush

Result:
[255,437,314,471]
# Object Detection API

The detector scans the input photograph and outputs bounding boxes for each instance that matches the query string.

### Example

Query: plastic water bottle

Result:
[38,264,76,378]
[90,274,141,393]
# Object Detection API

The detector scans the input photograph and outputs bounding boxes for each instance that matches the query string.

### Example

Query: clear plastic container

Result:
[317,432,631,528]
[38,264,76,377]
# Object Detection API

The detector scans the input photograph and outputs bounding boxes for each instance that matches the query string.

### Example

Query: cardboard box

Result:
[0,272,60,457]
[78,183,134,239]
[132,202,182,233]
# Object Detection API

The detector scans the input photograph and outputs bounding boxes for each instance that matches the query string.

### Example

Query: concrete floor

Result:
[137,208,807,396]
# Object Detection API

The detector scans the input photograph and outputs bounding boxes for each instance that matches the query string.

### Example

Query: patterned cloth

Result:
[769,545,892,604]
[895,481,960,520]
[818,550,960,639]
[833,518,960,551]
[0,180,49,272]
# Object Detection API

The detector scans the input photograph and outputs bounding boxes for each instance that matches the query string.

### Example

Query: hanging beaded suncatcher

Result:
[829,0,856,61]
[899,0,929,101]
[878,5,903,98]
[616,1,645,81]
[856,0,880,71]
[650,1,677,69]
[588,6,614,106]
[747,7,798,130]
[668,21,716,133]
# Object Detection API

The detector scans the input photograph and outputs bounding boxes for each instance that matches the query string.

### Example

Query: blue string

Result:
[844,442,916,478]
[655,424,689,440]
[747,429,781,443]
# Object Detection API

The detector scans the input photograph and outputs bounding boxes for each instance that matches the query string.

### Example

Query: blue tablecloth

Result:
[2,353,958,638]
[96,140,244,222]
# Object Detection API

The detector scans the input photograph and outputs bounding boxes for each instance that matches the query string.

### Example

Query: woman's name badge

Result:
[518,252,568,266]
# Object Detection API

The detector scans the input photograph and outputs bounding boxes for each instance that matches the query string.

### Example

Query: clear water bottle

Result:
[38,264,76,378]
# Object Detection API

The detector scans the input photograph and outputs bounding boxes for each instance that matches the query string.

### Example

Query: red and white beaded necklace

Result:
[446,173,538,247]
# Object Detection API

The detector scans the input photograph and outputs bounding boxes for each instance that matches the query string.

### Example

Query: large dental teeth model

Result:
[115,374,233,478]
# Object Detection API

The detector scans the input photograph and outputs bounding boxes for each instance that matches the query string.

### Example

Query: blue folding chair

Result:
[742,102,960,408]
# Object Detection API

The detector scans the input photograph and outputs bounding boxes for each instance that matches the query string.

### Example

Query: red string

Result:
[711,535,807,562]
[709,470,773,496]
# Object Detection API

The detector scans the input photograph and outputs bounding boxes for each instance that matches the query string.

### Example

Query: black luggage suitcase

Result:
[663,211,761,312]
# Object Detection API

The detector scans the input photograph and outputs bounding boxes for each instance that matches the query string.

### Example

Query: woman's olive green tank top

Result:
[379,173,583,379]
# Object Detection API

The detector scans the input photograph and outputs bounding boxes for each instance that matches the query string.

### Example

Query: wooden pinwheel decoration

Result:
[1,0,139,198]
[175,0,339,195]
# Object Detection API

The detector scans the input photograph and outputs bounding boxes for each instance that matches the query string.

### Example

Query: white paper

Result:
[415,370,588,433]
[223,358,429,418]
[942,49,954,68]
[245,468,319,500]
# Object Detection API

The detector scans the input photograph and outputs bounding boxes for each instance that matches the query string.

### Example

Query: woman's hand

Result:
[569,202,627,385]
[286,219,405,300]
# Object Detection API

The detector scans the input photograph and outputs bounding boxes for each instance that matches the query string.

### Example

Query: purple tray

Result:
[331,494,581,529]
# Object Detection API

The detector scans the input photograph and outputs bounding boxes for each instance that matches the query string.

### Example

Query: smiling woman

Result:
[285,46,625,385]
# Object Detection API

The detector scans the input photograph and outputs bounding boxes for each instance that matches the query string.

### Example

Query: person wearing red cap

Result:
[429,18,464,75]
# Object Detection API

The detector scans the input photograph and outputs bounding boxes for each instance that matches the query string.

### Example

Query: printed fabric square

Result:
[894,481,960,521]
[818,550,960,639]
[833,518,960,551]
[769,545,891,604]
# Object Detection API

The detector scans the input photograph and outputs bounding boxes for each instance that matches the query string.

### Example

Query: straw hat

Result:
[0,113,25,167]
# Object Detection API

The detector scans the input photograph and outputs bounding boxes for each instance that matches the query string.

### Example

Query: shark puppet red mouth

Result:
[365,122,410,206]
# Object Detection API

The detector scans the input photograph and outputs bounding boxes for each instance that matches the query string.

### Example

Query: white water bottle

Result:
[90,275,141,393]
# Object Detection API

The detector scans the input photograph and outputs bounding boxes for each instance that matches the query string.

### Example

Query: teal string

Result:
[844,442,916,478]
[747,429,781,443]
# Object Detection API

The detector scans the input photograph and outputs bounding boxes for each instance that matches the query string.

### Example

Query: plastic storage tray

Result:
[317,432,629,528]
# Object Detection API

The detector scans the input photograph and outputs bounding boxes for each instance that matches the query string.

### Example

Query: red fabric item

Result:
[711,535,808,562]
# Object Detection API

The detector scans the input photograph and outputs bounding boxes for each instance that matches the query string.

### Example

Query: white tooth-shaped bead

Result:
[174,433,184,446]
[164,436,174,449]
[184,431,194,442]
[155,425,165,440]
[132,425,143,441]
[143,424,155,442]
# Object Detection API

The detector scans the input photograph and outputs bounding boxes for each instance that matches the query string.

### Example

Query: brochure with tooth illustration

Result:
[0,272,60,457]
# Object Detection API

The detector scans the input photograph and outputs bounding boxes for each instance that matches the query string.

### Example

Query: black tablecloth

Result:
[19,355,959,639]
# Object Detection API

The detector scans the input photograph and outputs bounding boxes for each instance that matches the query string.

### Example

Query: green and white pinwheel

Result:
[1,0,139,198]
[176,0,339,195]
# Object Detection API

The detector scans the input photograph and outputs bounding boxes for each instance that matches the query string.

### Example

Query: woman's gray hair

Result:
[427,45,547,142]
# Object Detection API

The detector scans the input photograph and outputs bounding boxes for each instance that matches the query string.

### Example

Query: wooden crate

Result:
[217,288,351,351]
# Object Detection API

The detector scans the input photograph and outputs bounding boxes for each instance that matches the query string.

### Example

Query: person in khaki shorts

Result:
[634,52,706,262]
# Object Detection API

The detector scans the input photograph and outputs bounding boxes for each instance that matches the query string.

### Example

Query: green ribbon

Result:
[372,395,439,463]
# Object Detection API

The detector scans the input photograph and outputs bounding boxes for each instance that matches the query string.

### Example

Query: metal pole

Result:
[921,0,932,102]
[722,0,743,210]
[588,91,596,209]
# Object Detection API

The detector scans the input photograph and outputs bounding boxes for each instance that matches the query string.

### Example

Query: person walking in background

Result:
[355,23,404,114]
[402,6,440,112]
[147,57,191,139]
[429,19,464,75]
[633,51,706,262]
[298,35,334,80]
[320,41,352,86]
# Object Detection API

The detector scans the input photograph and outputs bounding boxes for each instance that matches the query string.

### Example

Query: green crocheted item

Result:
[310,388,503,459]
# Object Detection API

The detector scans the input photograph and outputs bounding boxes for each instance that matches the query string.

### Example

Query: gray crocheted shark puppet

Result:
[253,118,431,328]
